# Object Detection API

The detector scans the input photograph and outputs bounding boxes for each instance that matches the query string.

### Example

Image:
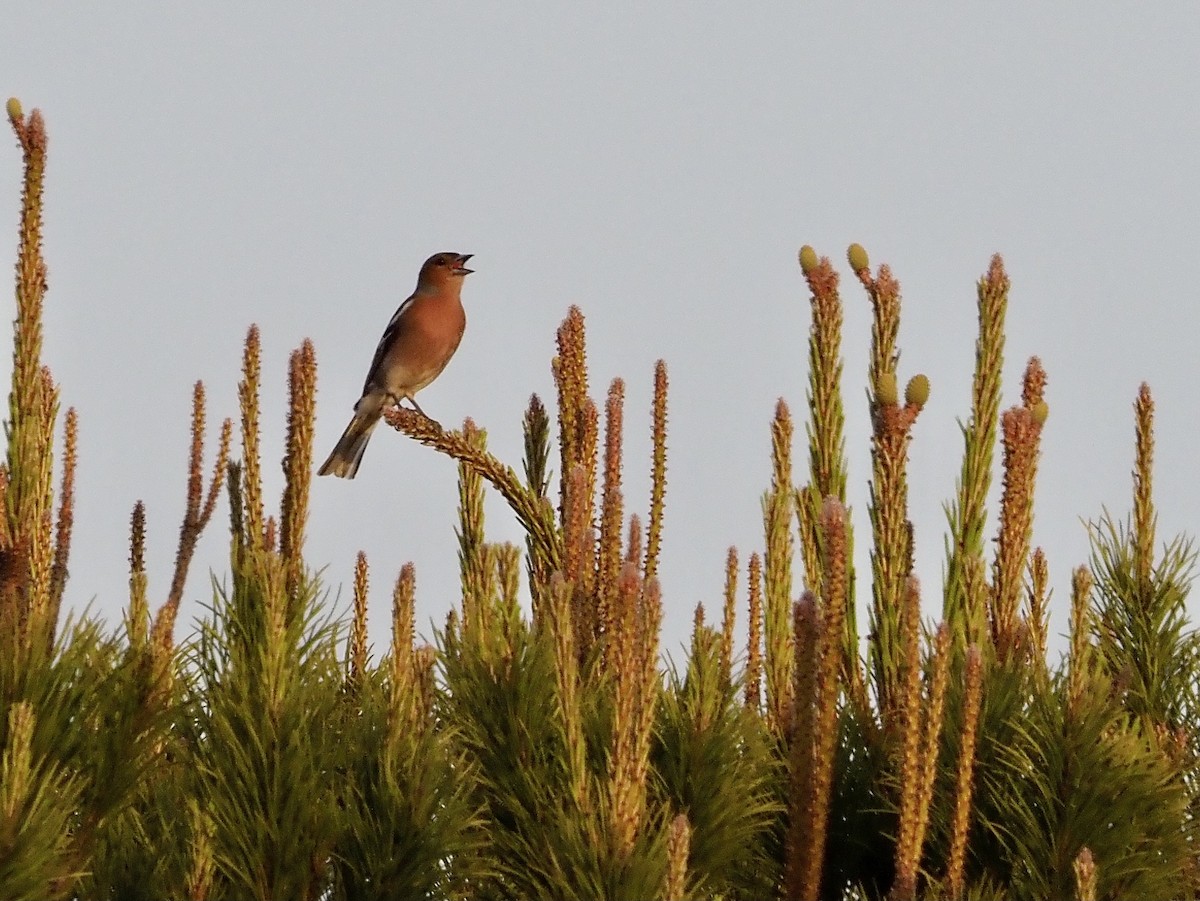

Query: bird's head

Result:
[419,252,474,289]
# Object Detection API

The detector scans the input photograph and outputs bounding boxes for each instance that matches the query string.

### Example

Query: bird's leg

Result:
[405,397,442,428]
[385,394,422,416]
[389,395,440,429]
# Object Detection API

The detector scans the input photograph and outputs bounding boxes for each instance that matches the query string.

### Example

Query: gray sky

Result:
[5,6,1199,663]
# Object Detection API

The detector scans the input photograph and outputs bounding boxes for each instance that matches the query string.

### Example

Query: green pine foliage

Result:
[655,622,781,899]
[186,571,344,900]
[6,97,1200,901]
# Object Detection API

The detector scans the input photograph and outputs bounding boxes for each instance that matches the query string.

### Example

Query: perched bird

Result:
[318,251,473,479]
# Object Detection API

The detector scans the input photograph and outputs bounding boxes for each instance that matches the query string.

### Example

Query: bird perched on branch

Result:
[318,251,473,479]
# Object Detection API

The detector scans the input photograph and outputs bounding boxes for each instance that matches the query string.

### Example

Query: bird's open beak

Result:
[454,253,474,275]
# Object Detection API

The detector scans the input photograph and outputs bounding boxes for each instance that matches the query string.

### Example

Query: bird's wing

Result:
[361,293,417,396]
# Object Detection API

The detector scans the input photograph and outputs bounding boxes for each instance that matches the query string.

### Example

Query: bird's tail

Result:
[317,411,380,479]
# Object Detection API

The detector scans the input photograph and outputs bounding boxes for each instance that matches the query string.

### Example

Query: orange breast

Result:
[380,292,466,394]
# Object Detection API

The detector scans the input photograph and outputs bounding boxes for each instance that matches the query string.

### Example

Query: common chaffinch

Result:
[318,251,473,478]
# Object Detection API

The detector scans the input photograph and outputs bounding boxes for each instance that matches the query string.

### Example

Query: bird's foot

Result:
[394,399,441,430]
